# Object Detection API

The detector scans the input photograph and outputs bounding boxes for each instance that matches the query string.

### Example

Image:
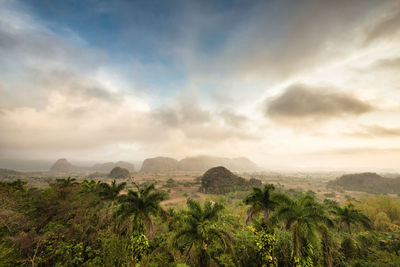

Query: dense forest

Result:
[1,179,400,266]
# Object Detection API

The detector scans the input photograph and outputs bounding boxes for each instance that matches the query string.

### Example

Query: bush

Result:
[109,167,130,179]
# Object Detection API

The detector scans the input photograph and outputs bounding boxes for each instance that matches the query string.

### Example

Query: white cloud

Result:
[2,0,400,170]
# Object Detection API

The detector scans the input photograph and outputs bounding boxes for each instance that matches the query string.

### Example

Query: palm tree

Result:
[319,224,334,267]
[80,179,101,193]
[272,194,333,264]
[53,177,78,199]
[173,199,233,267]
[334,204,371,236]
[99,180,126,202]
[244,184,278,224]
[114,183,167,236]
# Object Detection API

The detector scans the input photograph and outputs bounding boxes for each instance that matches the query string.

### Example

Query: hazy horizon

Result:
[2,0,400,172]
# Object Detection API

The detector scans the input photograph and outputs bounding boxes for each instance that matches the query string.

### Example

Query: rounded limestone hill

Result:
[200,166,261,194]
[50,158,75,173]
[109,167,130,179]
[91,161,135,172]
[140,157,179,172]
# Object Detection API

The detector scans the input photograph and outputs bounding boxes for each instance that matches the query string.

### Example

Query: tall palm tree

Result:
[114,183,167,236]
[319,224,334,267]
[272,194,333,264]
[334,204,371,236]
[244,184,278,224]
[173,199,233,267]
[99,180,126,202]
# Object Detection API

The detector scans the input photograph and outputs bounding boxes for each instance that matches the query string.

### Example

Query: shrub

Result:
[109,167,130,179]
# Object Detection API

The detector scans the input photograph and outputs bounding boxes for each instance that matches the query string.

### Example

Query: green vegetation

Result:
[164,178,179,188]
[114,183,167,236]
[244,184,279,224]
[109,167,130,179]
[173,199,232,267]
[1,180,400,266]
[333,204,371,236]
[0,168,22,179]
[200,166,262,194]
[324,192,336,198]
[328,172,400,194]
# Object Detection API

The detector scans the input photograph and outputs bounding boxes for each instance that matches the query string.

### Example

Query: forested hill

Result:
[328,172,400,194]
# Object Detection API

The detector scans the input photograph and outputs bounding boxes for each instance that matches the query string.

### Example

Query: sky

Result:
[1,0,400,171]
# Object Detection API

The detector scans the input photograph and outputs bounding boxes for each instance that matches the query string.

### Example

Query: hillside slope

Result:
[327,172,400,194]
[140,157,179,172]
[200,166,261,194]
[91,161,135,172]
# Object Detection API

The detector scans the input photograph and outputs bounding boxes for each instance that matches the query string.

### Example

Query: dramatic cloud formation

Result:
[221,0,382,80]
[1,0,400,170]
[266,84,373,121]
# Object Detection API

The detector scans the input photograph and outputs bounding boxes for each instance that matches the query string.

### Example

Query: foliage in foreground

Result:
[0,179,400,266]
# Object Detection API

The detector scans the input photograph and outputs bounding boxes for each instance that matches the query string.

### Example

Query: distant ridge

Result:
[139,155,260,172]
[48,159,135,174]
[91,161,135,172]
[140,157,179,172]
[327,172,400,194]
[178,155,260,172]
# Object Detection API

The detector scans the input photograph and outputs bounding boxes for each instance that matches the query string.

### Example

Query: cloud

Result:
[0,0,155,152]
[152,93,210,127]
[151,93,259,142]
[166,0,392,109]
[0,0,262,161]
[0,2,101,70]
[0,84,259,156]
[214,0,386,81]
[347,125,400,138]
[0,0,110,111]
[0,86,154,150]
[372,57,400,70]
[2,0,400,170]
[218,109,249,127]
[266,84,374,121]
[364,6,400,44]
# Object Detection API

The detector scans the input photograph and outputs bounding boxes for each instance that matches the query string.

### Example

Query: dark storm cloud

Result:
[266,84,374,120]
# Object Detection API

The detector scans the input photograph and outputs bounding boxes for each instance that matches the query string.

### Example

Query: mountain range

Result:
[49,159,135,173]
